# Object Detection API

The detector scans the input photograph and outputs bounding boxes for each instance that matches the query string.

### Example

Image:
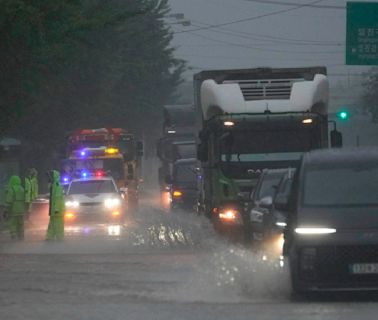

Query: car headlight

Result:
[295,227,336,235]
[65,200,79,208]
[276,221,287,228]
[104,198,121,209]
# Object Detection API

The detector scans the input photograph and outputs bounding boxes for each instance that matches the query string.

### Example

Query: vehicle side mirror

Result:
[119,187,127,194]
[274,193,289,211]
[259,196,273,208]
[197,143,208,162]
[137,141,144,156]
[330,130,343,148]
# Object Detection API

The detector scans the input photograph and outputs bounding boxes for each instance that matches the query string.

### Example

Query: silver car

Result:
[64,176,125,224]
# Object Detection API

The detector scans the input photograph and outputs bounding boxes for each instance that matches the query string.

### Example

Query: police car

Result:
[64,174,124,224]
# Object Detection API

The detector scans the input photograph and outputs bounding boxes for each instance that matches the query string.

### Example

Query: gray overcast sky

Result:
[168,0,375,84]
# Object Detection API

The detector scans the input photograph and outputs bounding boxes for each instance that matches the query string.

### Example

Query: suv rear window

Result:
[303,164,378,207]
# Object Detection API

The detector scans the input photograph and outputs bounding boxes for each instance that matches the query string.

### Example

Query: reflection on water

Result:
[63,224,122,237]
[65,226,84,234]
[107,225,121,236]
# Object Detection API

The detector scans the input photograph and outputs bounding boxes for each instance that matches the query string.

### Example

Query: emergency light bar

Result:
[105,148,119,154]
[69,128,127,143]
[74,147,121,157]
[80,169,107,178]
[62,169,110,181]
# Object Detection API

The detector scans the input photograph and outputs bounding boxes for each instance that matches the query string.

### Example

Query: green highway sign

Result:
[346,2,378,65]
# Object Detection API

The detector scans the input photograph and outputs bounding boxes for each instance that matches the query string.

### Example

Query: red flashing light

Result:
[95,170,104,177]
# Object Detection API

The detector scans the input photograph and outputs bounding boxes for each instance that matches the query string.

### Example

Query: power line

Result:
[242,0,344,9]
[179,52,343,62]
[190,22,343,46]
[173,0,324,34]
[187,31,343,54]
[189,19,342,45]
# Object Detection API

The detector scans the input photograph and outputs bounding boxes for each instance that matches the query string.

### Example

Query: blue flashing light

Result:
[81,171,89,178]
[63,176,69,183]
[80,150,87,157]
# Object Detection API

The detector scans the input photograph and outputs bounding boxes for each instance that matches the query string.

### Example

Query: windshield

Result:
[65,159,124,180]
[220,129,318,163]
[277,176,294,197]
[68,180,116,195]
[176,144,196,159]
[257,173,285,200]
[303,164,378,207]
[175,164,197,184]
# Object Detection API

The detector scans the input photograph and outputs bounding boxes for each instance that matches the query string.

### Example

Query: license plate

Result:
[350,263,378,274]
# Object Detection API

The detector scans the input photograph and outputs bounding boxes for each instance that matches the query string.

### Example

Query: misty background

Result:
[0,0,378,186]
[168,0,378,147]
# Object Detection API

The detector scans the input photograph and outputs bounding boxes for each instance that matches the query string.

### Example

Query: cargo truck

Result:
[194,67,342,239]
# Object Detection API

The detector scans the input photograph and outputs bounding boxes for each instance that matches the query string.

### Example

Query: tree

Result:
[0,0,185,155]
[361,67,378,123]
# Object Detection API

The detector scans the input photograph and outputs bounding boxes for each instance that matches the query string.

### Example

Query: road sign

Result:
[346,2,378,65]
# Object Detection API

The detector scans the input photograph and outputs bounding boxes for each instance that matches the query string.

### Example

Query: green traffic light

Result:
[338,111,349,120]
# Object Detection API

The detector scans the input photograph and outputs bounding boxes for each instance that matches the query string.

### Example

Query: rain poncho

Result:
[46,170,65,240]
[5,175,25,239]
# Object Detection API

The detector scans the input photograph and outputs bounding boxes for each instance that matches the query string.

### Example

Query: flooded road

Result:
[1,190,378,320]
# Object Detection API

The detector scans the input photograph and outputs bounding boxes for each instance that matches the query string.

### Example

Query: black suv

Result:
[280,148,378,293]
[248,168,295,256]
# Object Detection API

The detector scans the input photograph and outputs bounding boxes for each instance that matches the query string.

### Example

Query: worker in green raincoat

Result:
[30,168,39,200]
[4,175,26,240]
[25,168,38,220]
[46,170,65,241]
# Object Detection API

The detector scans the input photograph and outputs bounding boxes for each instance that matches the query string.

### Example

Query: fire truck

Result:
[62,128,143,210]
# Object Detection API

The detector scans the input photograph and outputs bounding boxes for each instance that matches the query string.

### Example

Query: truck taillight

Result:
[173,190,182,197]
